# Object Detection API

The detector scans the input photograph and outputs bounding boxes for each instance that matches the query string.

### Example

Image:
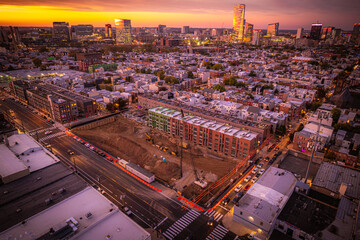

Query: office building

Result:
[244,22,253,42]
[9,26,20,44]
[267,23,279,37]
[52,22,70,41]
[296,27,303,39]
[115,19,132,45]
[105,24,112,38]
[232,4,246,42]
[148,106,260,159]
[310,23,322,40]
[351,23,360,43]
[252,30,261,45]
[158,24,166,35]
[71,24,93,41]
[182,26,190,34]
[321,26,334,40]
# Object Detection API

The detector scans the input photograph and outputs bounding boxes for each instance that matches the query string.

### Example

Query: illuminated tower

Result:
[105,24,112,38]
[310,23,322,40]
[115,19,131,45]
[232,4,245,42]
[267,23,279,37]
[351,23,360,43]
[244,22,253,42]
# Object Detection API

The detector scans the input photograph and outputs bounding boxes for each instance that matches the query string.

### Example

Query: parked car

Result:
[251,177,258,183]
[244,175,251,182]
[252,168,258,174]
[257,163,263,168]
[234,184,243,193]
[244,184,251,191]
[259,169,265,175]
[232,196,240,204]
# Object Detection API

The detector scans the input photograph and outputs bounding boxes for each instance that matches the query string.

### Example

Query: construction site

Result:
[73,115,242,205]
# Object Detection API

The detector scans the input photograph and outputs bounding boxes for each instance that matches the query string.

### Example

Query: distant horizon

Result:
[0,1,359,30]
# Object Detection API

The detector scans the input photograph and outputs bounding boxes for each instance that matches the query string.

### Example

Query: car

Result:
[232,196,240,204]
[207,216,214,226]
[251,177,258,183]
[257,163,263,168]
[106,156,113,162]
[244,184,251,191]
[275,146,280,151]
[222,197,230,206]
[45,144,52,148]
[44,131,52,135]
[244,175,251,182]
[256,173,261,178]
[265,157,270,162]
[67,150,74,155]
[252,168,258,174]
[237,191,244,198]
[234,184,243,193]
[259,169,265,175]
[123,207,132,216]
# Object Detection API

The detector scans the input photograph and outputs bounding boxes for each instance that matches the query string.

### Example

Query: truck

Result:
[125,162,155,183]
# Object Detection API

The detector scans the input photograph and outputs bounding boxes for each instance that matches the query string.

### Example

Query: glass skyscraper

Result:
[115,19,132,45]
[267,23,279,37]
[310,23,322,40]
[232,4,245,42]
[52,22,70,41]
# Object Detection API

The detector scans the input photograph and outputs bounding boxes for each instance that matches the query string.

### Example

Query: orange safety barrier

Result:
[177,196,204,211]
[207,165,255,213]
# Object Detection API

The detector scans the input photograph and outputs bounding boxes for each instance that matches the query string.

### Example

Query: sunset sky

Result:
[0,0,359,30]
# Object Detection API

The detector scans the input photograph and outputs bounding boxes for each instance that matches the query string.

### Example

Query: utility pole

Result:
[304,112,324,184]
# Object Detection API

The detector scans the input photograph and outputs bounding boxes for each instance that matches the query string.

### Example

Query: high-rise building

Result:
[158,25,166,35]
[310,23,322,40]
[351,23,360,43]
[0,27,9,43]
[321,26,334,40]
[296,27,303,39]
[252,30,261,45]
[105,24,112,38]
[52,22,70,41]
[244,22,253,42]
[267,23,279,37]
[115,19,131,45]
[182,26,190,34]
[331,28,341,40]
[71,25,93,40]
[232,4,246,42]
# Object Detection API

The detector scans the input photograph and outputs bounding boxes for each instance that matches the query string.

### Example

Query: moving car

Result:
[44,131,52,135]
[207,216,214,226]
[67,150,74,155]
[123,207,132,216]
[222,197,230,206]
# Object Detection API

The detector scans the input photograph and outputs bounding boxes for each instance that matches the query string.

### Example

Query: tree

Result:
[187,71,195,79]
[106,103,114,112]
[125,76,132,82]
[331,108,341,125]
[276,125,287,136]
[296,123,304,132]
[32,58,42,68]
[40,65,47,71]
[214,84,225,92]
[116,98,127,110]
[248,71,256,77]
[320,62,331,70]
[39,46,48,53]
[212,64,224,71]
[164,76,179,84]
[156,70,165,80]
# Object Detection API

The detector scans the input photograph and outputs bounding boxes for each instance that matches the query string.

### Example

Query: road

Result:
[0,96,238,240]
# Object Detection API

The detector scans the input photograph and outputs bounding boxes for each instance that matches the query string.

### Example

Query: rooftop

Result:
[0,144,29,181]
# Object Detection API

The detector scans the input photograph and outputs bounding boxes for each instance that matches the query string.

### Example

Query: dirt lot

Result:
[74,116,237,188]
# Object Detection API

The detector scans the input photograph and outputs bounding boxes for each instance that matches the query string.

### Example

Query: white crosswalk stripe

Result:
[204,210,224,222]
[163,210,200,240]
[39,132,65,142]
[30,126,57,136]
[206,224,229,240]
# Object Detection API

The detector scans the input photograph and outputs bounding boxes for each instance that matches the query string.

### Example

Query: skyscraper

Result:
[115,19,131,45]
[52,22,70,41]
[71,25,93,40]
[267,23,279,37]
[244,22,253,42]
[182,26,190,34]
[158,25,166,35]
[296,27,304,39]
[351,23,360,43]
[321,26,334,40]
[252,30,261,45]
[310,23,322,40]
[105,24,112,38]
[232,4,245,42]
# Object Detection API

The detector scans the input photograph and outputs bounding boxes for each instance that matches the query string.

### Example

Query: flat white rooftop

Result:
[0,144,28,178]
[0,187,149,240]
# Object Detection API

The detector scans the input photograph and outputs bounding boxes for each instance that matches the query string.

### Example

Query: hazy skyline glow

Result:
[0,0,359,29]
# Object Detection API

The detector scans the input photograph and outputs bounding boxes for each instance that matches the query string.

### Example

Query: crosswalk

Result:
[39,132,65,142]
[206,224,229,240]
[163,210,200,240]
[30,127,57,136]
[204,210,225,222]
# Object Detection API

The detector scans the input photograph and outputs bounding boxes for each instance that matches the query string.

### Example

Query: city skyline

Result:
[0,0,359,29]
